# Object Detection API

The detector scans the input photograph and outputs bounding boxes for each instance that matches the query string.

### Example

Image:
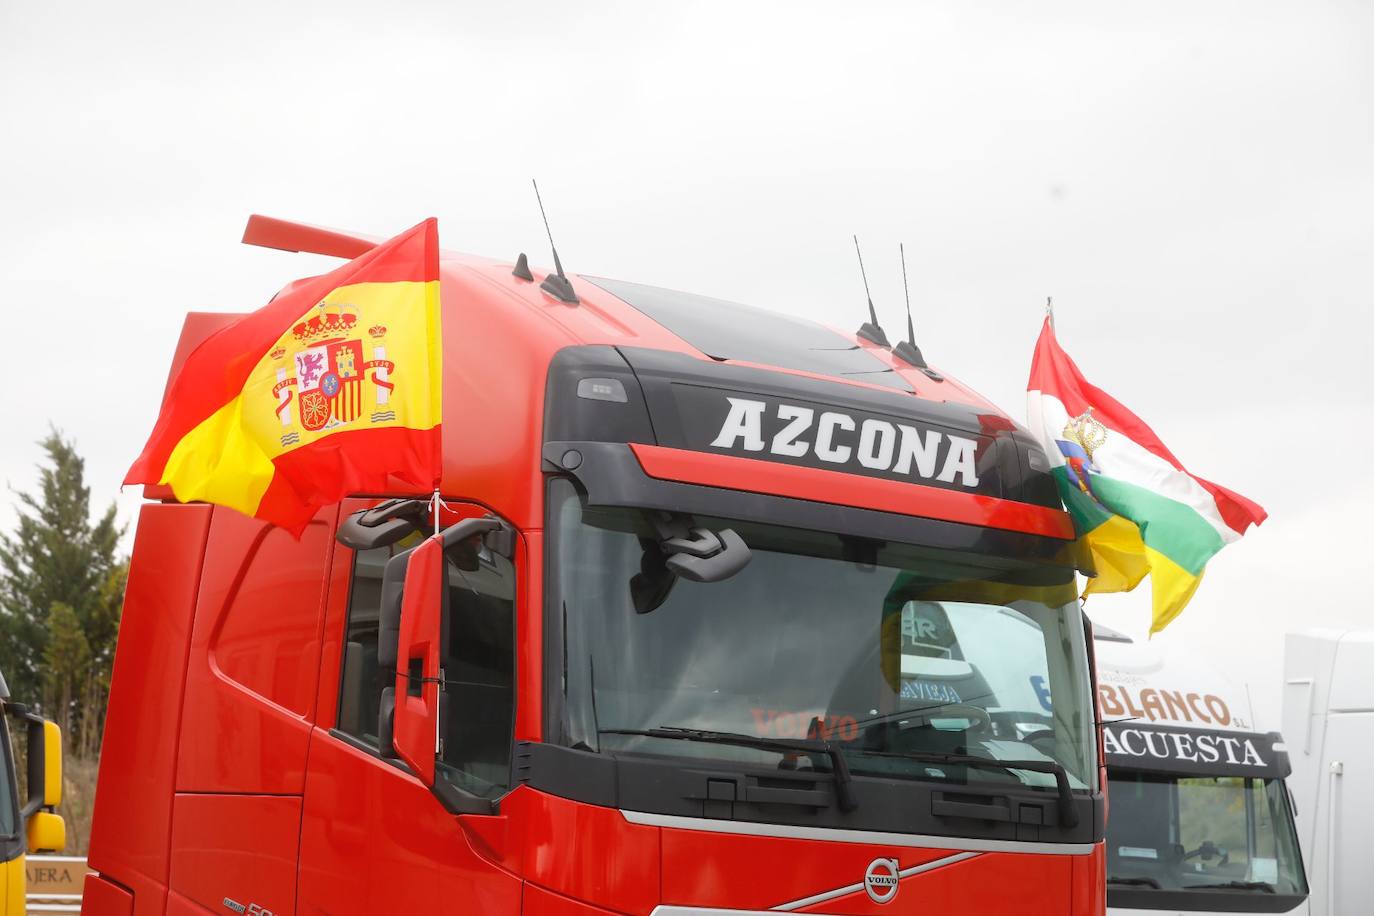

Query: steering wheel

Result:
[1020,727,1060,756]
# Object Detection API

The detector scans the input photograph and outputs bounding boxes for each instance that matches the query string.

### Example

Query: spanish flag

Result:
[126,219,442,533]
[1027,318,1265,635]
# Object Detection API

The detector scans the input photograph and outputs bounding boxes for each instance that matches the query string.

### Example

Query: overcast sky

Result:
[2,0,1371,724]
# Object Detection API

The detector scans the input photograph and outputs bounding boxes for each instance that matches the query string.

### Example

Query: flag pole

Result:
[1046,296,1055,329]
[432,488,440,536]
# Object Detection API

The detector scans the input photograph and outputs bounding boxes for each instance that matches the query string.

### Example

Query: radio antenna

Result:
[891,243,942,380]
[891,243,926,367]
[532,179,579,304]
[901,244,915,345]
[853,235,890,347]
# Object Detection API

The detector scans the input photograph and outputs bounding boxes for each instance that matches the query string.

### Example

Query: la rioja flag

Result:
[1026,318,1265,634]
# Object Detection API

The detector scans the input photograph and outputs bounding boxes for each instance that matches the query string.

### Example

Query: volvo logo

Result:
[864,857,900,904]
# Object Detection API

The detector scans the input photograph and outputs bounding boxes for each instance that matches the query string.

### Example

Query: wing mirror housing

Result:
[8,707,65,852]
[27,717,63,811]
[390,534,445,785]
[27,810,65,854]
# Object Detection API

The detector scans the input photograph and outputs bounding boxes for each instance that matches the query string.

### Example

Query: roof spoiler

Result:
[242,214,381,260]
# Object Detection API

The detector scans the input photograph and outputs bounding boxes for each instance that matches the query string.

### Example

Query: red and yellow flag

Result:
[126,218,442,533]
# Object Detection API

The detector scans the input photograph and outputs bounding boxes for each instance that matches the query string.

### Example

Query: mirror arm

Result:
[336,498,431,550]
[483,525,516,559]
[440,516,503,548]
[432,776,499,816]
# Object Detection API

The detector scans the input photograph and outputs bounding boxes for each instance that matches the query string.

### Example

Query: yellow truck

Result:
[0,667,65,916]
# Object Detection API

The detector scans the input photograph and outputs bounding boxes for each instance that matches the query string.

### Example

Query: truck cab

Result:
[84,221,1106,915]
[1095,626,1308,915]
[1282,629,1374,916]
[1,667,67,916]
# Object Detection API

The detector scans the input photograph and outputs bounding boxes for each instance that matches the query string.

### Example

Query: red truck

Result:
[82,216,1106,916]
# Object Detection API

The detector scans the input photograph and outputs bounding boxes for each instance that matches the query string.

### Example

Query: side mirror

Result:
[19,714,64,852]
[383,514,507,784]
[391,535,445,785]
[27,810,65,854]
[31,718,62,809]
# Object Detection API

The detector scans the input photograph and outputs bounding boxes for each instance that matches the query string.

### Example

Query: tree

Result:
[43,602,90,741]
[0,429,125,738]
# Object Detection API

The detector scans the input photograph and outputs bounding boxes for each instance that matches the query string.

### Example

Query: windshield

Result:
[549,479,1097,794]
[1107,772,1308,896]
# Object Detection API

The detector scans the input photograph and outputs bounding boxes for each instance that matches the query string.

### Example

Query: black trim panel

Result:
[543,441,1076,564]
[515,740,1104,846]
[542,345,1063,512]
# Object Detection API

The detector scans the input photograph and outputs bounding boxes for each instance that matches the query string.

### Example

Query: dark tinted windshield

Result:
[549,479,1096,791]
[1107,772,1308,896]
[587,276,914,392]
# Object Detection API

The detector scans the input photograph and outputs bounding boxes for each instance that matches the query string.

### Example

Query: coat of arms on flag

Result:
[273,307,397,439]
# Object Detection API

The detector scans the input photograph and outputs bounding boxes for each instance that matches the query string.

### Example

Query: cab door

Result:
[296,498,522,915]
[167,503,338,916]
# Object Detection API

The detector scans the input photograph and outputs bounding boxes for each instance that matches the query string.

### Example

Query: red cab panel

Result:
[81,874,135,916]
[509,788,660,916]
[86,503,212,916]
[175,506,336,794]
[522,883,623,916]
[296,730,521,915]
[168,793,301,916]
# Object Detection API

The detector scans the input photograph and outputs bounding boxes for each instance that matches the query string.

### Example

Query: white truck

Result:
[1282,630,1374,916]
[1095,623,1309,915]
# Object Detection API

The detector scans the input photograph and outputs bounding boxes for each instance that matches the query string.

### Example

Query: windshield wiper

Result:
[1188,881,1275,893]
[1107,876,1161,888]
[600,726,858,812]
[855,747,1078,829]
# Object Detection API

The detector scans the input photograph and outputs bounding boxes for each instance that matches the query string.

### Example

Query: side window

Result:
[337,543,400,746]
[335,519,517,802]
[440,541,516,799]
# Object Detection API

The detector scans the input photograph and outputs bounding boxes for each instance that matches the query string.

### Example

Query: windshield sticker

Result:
[899,680,963,704]
[1117,846,1158,859]
[750,708,859,742]
[1251,857,1279,884]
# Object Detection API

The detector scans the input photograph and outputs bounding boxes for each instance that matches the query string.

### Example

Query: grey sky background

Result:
[2,1,1370,725]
